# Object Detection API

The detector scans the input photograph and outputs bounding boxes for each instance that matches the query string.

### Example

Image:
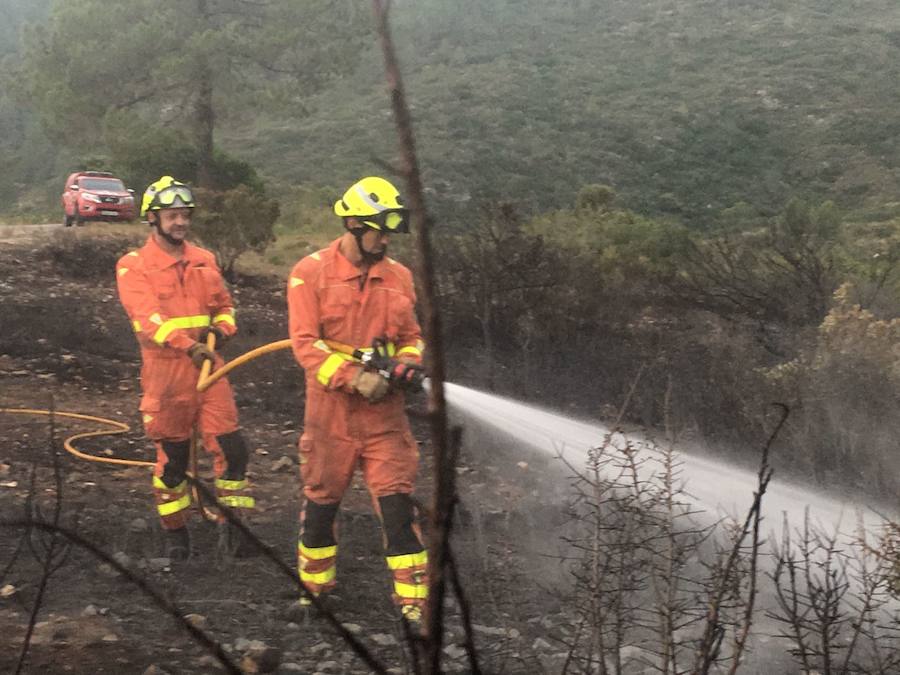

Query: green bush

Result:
[192,185,280,280]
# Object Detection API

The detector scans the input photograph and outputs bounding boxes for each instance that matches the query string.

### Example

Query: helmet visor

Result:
[150,185,195,211]
[362,209,409,233]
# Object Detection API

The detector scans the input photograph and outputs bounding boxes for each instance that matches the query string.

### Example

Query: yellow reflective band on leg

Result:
[386,550,428,570]
[316,352,353,386]
[299,543,337,560]
[158,493,191,516]
[215,478,248,491]
[219,496,255,509]
[300,566,336,585]
[394,581,429,599]
[152,315,211,345]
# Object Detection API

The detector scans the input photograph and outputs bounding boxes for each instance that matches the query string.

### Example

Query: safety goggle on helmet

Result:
[141,176,196,218]
[334,176,409,233]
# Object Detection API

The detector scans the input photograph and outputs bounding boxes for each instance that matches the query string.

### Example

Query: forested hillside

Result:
[229,0,900,222]
[4,0,900,222]
[0,0,53,209]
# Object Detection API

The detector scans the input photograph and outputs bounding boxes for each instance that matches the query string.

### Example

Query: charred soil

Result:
[0,231,573,674]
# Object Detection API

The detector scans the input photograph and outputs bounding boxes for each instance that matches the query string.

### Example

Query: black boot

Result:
[164,527,191,561]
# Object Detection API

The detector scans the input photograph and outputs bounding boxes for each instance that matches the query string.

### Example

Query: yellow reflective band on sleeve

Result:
[219,495,255,509]
[316,352,353,386]
[396,346,422,358]
[300,567,336,585]
[132,320,142,332]
[158,493,191,516]
[213,312,235,326]
[386,550,428,570]
[152,315,211,345]
[215,478,248,491]
[394,581,429,599]
[290,277,304,287]
[299,543,338,560]
[118,267,129,277]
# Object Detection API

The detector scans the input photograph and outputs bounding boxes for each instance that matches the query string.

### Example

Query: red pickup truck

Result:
[62,171,136,226]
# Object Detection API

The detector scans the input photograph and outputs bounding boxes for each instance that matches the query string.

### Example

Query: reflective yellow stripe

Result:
[290,277,304,287]
[157,493,191,516]
[299,543,337,560]
[132,320,142,332]
[152,315,211,345]
[220,495,255,509]
[213,312,235,326]
[118,267,129,277]
[316,352,353,386]
[394,581,429,599]
[386,550,428,570]
[215,478,248,491]
[396,346,422,358]
[301,567,336,584]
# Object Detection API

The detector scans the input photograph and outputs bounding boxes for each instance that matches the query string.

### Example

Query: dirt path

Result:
[0,223,62,245]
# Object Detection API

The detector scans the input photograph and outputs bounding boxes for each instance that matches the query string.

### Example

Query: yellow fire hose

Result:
[1,337,357,516]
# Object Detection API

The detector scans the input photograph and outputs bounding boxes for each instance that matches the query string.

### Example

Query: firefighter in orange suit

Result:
[287,176,428,622]
[115,176,254,560]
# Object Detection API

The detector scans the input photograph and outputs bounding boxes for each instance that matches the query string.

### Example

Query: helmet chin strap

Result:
[150,215,183,247]
[350,226,386,264]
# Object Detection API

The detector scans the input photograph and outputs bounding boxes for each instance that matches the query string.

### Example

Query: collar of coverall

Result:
[144,234,204,268]
[331,236,386,282]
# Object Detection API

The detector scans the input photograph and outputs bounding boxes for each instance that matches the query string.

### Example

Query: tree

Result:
[17,0,370,188]
[192,185,279,280]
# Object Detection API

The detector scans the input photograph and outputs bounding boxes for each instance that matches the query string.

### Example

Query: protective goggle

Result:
[360,209,409,233]
[148,185,195,211]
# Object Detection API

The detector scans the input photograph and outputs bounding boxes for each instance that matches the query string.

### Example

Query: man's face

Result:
[154,207,192,242]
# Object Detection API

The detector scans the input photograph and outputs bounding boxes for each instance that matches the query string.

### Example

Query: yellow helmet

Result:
[334,176,408,233]
[140,176,196,218]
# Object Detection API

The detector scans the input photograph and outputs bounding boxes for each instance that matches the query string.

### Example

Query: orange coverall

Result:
[116,236,253,529]
[287,237,427,610]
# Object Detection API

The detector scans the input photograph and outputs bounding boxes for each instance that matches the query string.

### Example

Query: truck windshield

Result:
[80,178,125,191]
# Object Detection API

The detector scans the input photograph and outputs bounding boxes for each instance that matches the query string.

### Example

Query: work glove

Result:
[351,368,390,403]
[187,342,215,369]
[389,361,426,390]
[198,325,229,348]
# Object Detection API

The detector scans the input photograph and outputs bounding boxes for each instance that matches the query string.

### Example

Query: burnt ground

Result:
[0,231,577,675]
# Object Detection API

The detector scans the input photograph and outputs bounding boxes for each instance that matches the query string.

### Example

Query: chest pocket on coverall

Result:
[319,284,355,337]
